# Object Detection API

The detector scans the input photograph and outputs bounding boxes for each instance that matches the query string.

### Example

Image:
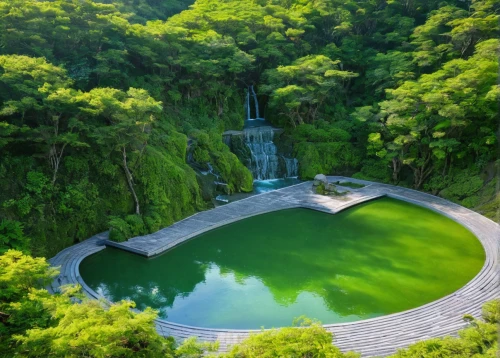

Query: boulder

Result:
[313,174,328,186]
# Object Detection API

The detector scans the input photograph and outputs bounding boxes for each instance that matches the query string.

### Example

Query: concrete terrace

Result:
[49,176,500,357]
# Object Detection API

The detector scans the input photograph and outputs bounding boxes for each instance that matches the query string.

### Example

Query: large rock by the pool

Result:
[313,174,328,186]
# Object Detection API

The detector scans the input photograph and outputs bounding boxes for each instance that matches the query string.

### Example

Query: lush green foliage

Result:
[0,0,497,254]
[0,250,218,357]
[218,317,359,358]
[0,1,497,355]
[0,220,30,254]
[334,181,365,189]
[1,249,499,357]
[389,300,500,357]
[218,302,500,358]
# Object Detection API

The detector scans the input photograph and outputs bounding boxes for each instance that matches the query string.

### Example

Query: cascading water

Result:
[245,88,251,121]
[244,127,279,180]
[250,85,261,119]
[240,85,299,181]
[245,85,262,121]
[244,127,298,180]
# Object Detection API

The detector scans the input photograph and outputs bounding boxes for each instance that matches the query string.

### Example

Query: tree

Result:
[0,55,88,185]
[81,87,162,215]
[262,55,358,127]
[15,297,173,357]
[373,39,499,188]
[0,220,30,254]
[0,250,218,357]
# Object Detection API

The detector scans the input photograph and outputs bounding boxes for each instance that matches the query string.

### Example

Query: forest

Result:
[0,0,498,258]
[0,0,498,356]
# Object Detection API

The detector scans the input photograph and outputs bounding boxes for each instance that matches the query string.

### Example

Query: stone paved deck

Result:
[49,176,500,357]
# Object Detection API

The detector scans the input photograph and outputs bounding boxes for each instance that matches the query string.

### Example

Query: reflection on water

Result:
[217,178,301,204]
[80,198,484,329]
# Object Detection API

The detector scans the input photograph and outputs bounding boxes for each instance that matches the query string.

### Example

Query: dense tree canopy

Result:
[0,0,498,356]
[0,0,498,275]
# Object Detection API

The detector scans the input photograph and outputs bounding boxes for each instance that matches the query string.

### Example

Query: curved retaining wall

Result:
[49,176,500,357]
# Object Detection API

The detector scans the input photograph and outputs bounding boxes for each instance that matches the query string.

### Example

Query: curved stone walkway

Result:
[49,176,499,357]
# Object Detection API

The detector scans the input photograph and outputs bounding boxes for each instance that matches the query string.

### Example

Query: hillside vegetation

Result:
[0,0,498,256]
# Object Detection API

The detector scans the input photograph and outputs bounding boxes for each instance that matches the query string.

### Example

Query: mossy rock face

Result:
[228,135,252,167]
[188,130,253,194]
[273,131,294,158]
[195,170,217,202]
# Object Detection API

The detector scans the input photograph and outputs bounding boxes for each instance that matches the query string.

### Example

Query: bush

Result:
[440,172,484,202]
[335,181,365,189]
[125,215,146,237]
[389,300,499,357]
[108,216,131,242]
[0,220,30,254]
[144,210,163,233]
[353,159,390,182]
[0,250,217,357]
[482,299,500,324]
[219,317,359,358]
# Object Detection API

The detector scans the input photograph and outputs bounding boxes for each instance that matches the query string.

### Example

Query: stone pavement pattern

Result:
[49,176,500,357]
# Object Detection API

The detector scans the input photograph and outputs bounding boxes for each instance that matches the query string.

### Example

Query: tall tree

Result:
[81,88,162,215]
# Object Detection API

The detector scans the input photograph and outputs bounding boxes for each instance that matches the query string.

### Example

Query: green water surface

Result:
[79,197,485,329]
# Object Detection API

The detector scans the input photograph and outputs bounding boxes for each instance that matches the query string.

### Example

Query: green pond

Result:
[79,197,485,329]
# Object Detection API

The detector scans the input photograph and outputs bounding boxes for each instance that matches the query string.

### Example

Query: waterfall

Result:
[245,85,260,120]
[250,85,260,119]
[244,127,298,180]
[244,127,279,180]
[241,86,298,180]
[245,88,251,120]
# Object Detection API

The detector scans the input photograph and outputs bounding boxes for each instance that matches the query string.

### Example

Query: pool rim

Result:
[49,177,499,357]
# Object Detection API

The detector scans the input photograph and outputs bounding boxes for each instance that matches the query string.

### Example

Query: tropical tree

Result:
[0,55,88,185]
[262,55,358,127]
[81,88,162,215]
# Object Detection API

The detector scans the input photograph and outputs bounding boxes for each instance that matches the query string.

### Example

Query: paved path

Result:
[49,177,499,357]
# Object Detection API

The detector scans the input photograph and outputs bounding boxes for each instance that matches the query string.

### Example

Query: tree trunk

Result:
[411,155,433,189]
[122,146,140,215]
[392,157,401,183]
[50,143,67,186]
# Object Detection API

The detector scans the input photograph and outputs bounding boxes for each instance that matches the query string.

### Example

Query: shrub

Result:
[482,299,500,324]
[353,159,390,182]
[125,215,146,237]
[335,181,365,189]
[144,210,163,233]
[440,172,483,202]
[219,317,359,358]
[0,220,30,254]
[108,216,131,242]
[0,250,221,357]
